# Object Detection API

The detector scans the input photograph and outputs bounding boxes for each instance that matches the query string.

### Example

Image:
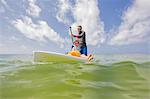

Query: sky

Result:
[0,0,150,54]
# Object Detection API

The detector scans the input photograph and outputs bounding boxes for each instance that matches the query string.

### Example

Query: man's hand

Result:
[71,33,74,37]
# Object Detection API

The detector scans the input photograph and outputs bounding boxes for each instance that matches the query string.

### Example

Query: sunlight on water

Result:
[0,54,150,99]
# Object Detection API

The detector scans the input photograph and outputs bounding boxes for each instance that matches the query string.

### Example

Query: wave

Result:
[0,58,150,99]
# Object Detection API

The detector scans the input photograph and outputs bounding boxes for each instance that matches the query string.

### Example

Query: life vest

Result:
[68,50,81,57]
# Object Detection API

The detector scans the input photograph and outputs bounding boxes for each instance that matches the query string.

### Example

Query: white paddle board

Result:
[34,51,87,63]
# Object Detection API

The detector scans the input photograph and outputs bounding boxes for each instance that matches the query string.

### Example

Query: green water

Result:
[0,54,150,99]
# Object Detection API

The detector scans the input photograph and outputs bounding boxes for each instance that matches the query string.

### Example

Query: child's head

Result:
[73,40,79,47]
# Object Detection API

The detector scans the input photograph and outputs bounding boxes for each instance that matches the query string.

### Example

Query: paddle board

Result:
[34,51,87,63]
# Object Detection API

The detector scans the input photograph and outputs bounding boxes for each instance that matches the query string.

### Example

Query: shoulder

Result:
[82,31,85,33]
[81,31,85,35]
[82,31,86,35]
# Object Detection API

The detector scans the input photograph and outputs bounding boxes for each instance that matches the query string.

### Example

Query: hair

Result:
[77,25,82,30]
[73,40,79,47]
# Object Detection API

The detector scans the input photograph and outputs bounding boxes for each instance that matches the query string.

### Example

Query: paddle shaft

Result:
[69,27,74,43]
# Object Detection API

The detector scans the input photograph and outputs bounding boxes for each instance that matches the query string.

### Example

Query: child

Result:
[68,40,93,61]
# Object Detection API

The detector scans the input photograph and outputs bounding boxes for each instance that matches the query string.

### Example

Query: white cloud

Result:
[12,16,65,46]
[0,0,9,13]
[0,6,5,13]
[110,0,150,45]
[0,43,35,54]
[9,36,19,41]
[20,45,28,50]
[0,43,2,47]
[56,0,72,24]
[0,0,8,7]
[0,36,2,47]
[26,0,41,17]
[56,0,105,46]
[73,0,105,45]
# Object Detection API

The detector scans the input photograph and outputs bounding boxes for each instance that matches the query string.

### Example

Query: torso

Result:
[78,31,86,47]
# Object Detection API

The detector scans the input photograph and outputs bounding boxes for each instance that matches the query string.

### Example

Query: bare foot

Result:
[88,55,94,61]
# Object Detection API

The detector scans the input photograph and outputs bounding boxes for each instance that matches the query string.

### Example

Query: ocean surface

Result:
[0,54,150,99]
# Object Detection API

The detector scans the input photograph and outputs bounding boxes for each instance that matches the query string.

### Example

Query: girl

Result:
[68,40,93,61]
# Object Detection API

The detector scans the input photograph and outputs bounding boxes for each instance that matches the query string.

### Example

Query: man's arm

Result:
[71,32,84,38]
[71,34,78,37]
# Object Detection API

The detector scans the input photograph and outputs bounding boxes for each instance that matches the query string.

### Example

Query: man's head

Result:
[77,25,82,32]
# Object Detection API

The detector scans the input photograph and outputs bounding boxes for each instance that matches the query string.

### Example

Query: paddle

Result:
[69,26,74,43]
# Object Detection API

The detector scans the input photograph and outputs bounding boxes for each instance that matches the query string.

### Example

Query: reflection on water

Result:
[0,54,150,99]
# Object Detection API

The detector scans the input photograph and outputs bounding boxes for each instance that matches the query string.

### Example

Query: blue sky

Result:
[0,0,150,54]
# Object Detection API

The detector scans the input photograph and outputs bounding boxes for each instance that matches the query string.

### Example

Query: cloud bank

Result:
[12,16,64,46]
[0,0,8,13]
[74,0,105,45]
[0,0,8,8]
[6,0,150,49]
[56,0,105,45]
[56,0,72,24]
[11,0,65,48]
[26,0,41,17]
[110,0,150,45]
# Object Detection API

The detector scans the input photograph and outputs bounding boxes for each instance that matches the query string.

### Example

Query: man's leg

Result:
[71,45,74,50]
[80,46,87,56]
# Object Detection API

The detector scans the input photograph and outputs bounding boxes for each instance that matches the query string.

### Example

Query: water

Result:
[0,54,150,99]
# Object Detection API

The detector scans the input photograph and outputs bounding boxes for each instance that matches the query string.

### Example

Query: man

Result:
[71,25,87,56]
